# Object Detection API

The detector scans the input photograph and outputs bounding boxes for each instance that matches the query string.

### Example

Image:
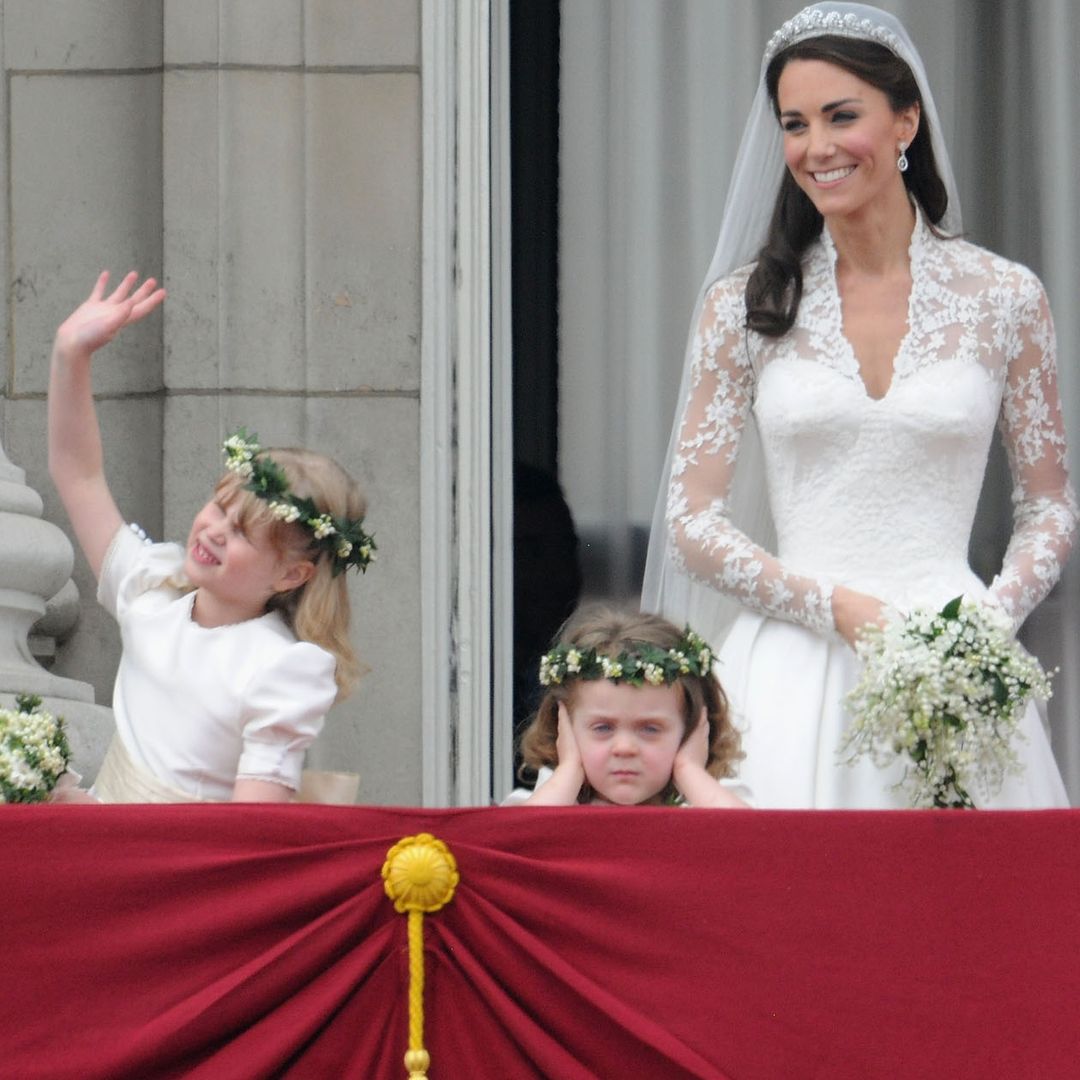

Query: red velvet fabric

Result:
[4,806,1079,1079]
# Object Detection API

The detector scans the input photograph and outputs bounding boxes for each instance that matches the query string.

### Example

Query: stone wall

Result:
[0,0,424,804]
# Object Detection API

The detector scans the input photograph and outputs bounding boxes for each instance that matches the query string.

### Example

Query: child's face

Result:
[184,496,309,626]
[569,680,686,805]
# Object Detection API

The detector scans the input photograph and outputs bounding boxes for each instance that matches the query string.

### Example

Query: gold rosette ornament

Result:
[382,834,460,1080]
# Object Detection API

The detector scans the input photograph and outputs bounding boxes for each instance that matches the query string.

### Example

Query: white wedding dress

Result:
[665,214,1077,808]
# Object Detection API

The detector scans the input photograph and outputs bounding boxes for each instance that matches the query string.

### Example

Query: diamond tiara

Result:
[764,8,903,65]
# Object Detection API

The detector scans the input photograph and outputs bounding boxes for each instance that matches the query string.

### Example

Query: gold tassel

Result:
[382,833,460,1080]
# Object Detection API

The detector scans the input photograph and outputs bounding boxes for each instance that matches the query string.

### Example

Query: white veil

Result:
[640,2,963,649]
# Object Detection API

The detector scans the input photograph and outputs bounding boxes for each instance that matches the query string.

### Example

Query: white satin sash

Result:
[92,735,359,805]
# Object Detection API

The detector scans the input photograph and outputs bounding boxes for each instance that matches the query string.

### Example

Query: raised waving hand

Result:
[49,271,166,577]
[55,270,165,355]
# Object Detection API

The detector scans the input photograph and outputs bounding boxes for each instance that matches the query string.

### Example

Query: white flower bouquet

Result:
[0,694,72,804]
[840,597,1052,808]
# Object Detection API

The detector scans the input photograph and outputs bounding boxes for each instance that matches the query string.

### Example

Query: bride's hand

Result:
[831,585,888,649]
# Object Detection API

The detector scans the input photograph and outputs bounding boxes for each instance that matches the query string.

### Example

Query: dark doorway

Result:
[509,1,581,789]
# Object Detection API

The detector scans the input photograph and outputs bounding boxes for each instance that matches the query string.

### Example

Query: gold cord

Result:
[382,834,460,1079]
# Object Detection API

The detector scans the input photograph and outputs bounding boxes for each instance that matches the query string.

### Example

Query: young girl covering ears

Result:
[48,271,374,803]
[505,606,749,807]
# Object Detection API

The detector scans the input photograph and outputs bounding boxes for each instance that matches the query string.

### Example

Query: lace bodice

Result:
[667,215,1078,635]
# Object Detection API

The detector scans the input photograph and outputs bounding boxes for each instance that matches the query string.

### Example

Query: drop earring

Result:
[897,142,909,173]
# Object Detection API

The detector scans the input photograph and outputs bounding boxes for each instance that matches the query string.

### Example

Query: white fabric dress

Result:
[665,216,1078,808]
[94,523,337,801]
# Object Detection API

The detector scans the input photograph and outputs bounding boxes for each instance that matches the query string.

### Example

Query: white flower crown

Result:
[223,429,376,576]
[539,628,714,688]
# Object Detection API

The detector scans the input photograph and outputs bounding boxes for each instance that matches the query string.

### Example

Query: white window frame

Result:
[421,0,512,806]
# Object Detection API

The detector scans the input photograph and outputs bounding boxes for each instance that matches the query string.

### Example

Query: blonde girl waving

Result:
[49,271,374,803]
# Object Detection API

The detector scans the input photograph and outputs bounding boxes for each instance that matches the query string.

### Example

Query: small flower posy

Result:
[0,694,72,804]
[539,628,714,688]
[223,428,376,576]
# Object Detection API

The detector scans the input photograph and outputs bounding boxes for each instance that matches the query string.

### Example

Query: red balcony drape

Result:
[4,805,1079,1079]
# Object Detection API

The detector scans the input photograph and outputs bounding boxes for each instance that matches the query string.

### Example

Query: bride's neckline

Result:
[820,212,925,401]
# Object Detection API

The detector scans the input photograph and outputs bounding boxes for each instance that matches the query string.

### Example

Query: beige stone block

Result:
[166,69,420,393]
[220,71,306,390]
[305,0,420,67]
[166,0,308,67]
[4,0,163,70]
[220,0,303,66]
[166,70,307,391]
[164,391,422,805]
[11,73,163,396]
[164,0,220,66]
[166,0,419,68]
[306,73,420,391]
[162,71,221,387]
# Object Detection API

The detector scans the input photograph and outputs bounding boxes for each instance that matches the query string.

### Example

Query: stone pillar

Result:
[0,444,114,773]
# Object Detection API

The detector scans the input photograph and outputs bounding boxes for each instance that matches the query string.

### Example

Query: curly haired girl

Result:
[507,605,748,807]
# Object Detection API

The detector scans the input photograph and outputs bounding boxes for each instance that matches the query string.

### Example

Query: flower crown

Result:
[764,8,903,65]
[539,628,714,689]
[222,429,376,576]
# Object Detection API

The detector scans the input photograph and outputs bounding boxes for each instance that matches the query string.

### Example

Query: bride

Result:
[642,2,1077,808]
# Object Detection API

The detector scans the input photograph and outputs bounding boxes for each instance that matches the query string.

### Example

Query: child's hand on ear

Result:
[673,709,710,777]
[522,703,586,805]
[554,703,583,773]
[671,710,748,808]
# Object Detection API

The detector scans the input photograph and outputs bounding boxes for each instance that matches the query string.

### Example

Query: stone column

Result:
[0,444,114,773]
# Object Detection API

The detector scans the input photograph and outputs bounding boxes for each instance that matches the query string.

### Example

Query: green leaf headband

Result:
[222,429,376,576]
[539,628,714,688]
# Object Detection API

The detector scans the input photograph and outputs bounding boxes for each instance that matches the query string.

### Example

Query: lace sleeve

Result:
[665,278,835,635]
[989,271,1078,631]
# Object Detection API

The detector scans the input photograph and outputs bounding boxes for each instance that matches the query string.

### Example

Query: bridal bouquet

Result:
[0,694,72,804]
[840,597,1051,808]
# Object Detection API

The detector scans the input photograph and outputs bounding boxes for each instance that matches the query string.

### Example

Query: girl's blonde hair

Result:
[214,447,366,699]
[518,604,742,802]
